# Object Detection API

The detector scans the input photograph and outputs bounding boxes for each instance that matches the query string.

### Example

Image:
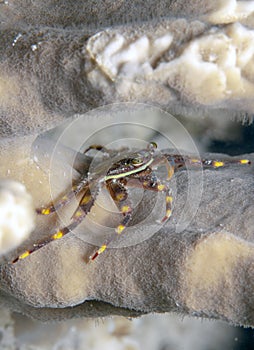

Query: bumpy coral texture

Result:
[1,1,254,139]
[0,0,253,329]
[0,179,35,255]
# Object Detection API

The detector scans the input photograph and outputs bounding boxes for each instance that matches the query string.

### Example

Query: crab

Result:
[12,142,251,263]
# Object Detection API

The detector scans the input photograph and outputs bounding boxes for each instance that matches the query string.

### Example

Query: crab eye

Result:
[132,158,143,166]
[148,142,157,150]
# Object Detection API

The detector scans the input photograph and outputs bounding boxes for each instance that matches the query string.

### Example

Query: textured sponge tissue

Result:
[0,179,35,255]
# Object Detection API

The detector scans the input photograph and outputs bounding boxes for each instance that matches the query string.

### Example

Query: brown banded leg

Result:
[185,155,250,168]
[83,144,130,159]
[83,144,110,157]
[123,171,173,224]
[150,154,175,180]
[12,186,98,264]
[89,175,173,262]
[164,154,251,171]
[89,181,133,261]
[137,153,174,220]
[36,178,89,215]
[201,158,251,168]
[12,225,72,263]
[140,175,173,223]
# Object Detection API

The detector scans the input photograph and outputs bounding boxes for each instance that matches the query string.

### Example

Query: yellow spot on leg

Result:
[89,244,108,261]
[116,224,125,234]
[41,208,51,215]
[166,196,173,204]
[240,159,250,164]
[213,161,224,167]
[121,205,131,213]
[52,231,63,240]
[19,251,30,259]
[167,165,174,180]
[166,209,172,217]
[81,194,91,205]
[98,244,107,255]
[74,210,83,218]
[158,184,165,191]
[190,158,200,164]
[116,193,125,201]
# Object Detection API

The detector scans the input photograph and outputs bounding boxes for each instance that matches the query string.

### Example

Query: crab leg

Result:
[12,186,98,263]
[36,177,89,215]
[201,158,251,168]
[83,144,110,156]
[139,175,173,223]
[89,181,133,261]
[163,154,251,171]
[89,173,173,261]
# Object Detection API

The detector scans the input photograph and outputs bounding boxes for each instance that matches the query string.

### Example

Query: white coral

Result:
[0,179,35,255]
[208,0,254,24]
[86,22,254,109]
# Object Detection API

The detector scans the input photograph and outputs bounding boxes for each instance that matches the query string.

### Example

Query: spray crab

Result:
[12,142,250,263]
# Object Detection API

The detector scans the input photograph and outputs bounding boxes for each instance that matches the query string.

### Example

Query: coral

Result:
[0,179,35,255]
[10,314,236,350]
[0,308,16,350]
[0,0,253,333]
[0,143,253,327]
[207,0,254,24]
[1,1,254,138]
[86,21,254,111]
